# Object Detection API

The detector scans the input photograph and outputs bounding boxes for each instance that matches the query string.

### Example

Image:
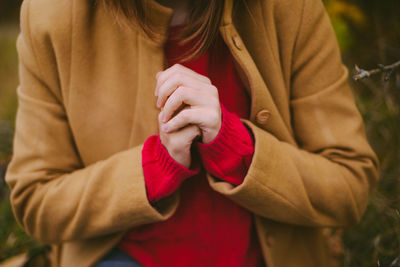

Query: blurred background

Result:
[0,0,399,266]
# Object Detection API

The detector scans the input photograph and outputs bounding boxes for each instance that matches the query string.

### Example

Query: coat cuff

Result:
[142,135,201,203]
[196,105,254,185]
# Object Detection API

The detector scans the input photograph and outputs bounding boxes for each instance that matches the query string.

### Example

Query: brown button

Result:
[232,34,243,50]
[256,109,271,124]
[266,235,275,247]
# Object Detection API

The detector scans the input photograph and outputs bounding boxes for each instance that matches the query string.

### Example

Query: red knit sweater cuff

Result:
[142,135,201,203]
[196,105,254,185]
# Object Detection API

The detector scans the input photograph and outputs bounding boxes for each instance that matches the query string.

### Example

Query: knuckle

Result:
[189,124,198,130]
[174,63,184,71]
[171,64,183,74]
[174,72,185,82]
[212,98,220,108]
[192,125,201,135]
[177,87,189,102]
[168,73,178,85]
[212,113,219,123]
[186,124,197,132]
[208,111,220,125]
[157,71,165,81]
[170,64,178,71]
[180,109,190,121]
[159,96,166,106]
[210,85,218,95]
[175,86,185,97]
[183,126,198,140]
[158,89,166,100]
[168,120,177,131]
[204,76,211,84]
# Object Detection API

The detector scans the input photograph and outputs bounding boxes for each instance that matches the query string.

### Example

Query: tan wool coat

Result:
[6,0,379,266]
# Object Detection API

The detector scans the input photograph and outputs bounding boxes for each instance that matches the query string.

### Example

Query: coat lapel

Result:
[127,37,164,148]
[219,23,296,145]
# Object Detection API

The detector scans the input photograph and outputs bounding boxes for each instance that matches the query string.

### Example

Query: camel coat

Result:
[6,0,378,266]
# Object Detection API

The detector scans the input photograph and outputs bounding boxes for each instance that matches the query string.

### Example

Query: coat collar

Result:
[145,0,234,45]
[144,0,173,43]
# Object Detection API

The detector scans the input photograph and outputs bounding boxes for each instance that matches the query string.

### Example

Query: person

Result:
[5,0,379,266]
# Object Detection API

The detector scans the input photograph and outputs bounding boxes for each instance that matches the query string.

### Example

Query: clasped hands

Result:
[155,64,222,169]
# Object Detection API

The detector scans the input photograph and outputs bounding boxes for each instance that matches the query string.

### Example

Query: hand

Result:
[155,64,222,144]
[158,107,201,169]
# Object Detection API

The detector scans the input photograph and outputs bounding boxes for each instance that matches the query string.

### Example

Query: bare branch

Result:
[353,60,400,81]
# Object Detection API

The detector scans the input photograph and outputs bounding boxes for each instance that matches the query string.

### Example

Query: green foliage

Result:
[353,62,398,267]
[0,195,42,262]
[0,26,18,161]
[343,76,400,266]
[331,18,354,52]
[0,0,21,24]
[324,0,400,265]
[0,25,40,262]
[324,0,366,52]
[0,26,18,125]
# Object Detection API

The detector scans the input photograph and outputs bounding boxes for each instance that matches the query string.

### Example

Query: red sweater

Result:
[119,27,264,267]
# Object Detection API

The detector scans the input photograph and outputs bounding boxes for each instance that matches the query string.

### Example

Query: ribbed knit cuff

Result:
[142,135,201,203]
[196,105,254,185]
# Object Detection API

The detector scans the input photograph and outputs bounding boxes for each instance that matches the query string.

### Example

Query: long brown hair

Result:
[100,0,226,62]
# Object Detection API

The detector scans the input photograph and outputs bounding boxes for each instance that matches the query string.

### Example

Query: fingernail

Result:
[157,99,161,108]
[162,124,168,132]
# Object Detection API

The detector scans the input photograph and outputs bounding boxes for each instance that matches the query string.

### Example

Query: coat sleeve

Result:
[5,0,177,245]
[207,0,379,227]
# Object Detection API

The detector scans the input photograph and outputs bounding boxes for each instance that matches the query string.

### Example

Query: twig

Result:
[353,60,400,81]
[389,254,400,267]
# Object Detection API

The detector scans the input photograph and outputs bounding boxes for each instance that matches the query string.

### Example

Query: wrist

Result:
[167,149,190,169]
[143,135,201,202]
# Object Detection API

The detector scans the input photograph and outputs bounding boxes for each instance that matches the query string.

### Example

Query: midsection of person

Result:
[5,0,379,266]
[117,22,263,266]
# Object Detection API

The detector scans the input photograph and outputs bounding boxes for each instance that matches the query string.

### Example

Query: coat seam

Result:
[290,0,306,85]
[66,0,74,110]
[24,0,67,110]
[248,170,318,224]
[259,1,280,68]
[25,0,45,94]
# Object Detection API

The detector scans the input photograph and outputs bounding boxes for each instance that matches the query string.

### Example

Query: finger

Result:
[161,86,209,123]
[156,73,206,108]
[156,73,187,108]
[178,124,201,140]
[157,64,210,90]
[160,123,201,148]
[155,64,210,97]
[158,109,164,125]
[162,108,216,133]
[160,104,190,127]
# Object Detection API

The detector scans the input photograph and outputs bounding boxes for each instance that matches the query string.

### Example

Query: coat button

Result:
[232,34,243,50]
[266,235,275,247]
[256,109,271,124]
